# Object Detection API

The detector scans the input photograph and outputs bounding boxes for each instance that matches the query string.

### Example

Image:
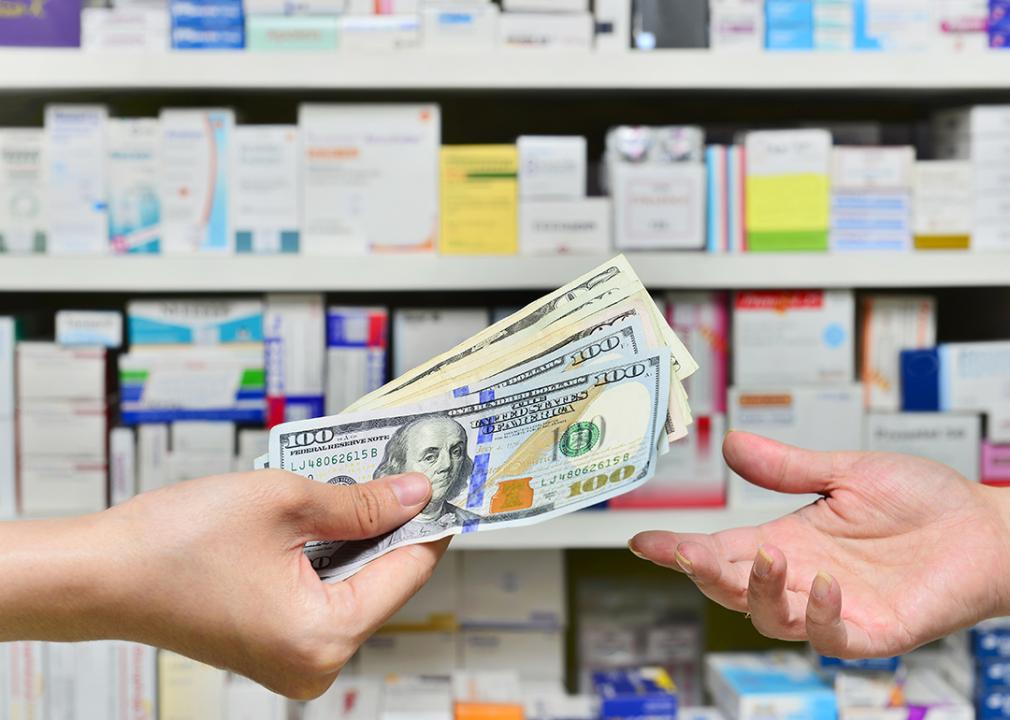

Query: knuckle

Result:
[351,486,385,535]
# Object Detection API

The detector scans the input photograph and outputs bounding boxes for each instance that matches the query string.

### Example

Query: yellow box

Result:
[439,145,518,255]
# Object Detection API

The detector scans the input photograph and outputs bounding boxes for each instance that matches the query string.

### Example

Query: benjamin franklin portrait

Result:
[315,414,478,575]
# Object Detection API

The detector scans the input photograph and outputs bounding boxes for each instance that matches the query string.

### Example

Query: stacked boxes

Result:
[264,294,326,425]
[935,105,1010,251]
[325,306,388,416]
[976,620,1010,718]
[16,342,108,516]
[120,299,266,424]
[829,146,914,252]
[170,0,245,49]
[765,0,815,49]
[606,125,707,251]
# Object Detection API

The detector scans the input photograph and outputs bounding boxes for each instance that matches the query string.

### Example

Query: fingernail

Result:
[811,572,833,601]
[627,541,646,560]
[675,550,694,575]
[390,474,431,506]
[754,547,774,579]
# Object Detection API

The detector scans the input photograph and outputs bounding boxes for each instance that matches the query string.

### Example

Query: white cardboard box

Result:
[44,105,109,255]
[16,342,106,401]
[138,423,170,494]
[460,630,565,681]
[265,293,325,423]
[912,161,973,238]
[158,651,227,720]
[110,427,137,506]
[358,633,457,676]
[18,400,107,457]
[861,295,936,411]
[380,676,453,720]
[460,549,565,628]
[392,308,489,377]
[0,129,46,254]
[113,643,158,720]
[0,417,14,519]
[728,384,863,507]
[106,118,161,254]
[421,4,499,52]
[5,642,46,720]
[387,553,459,630]
[499,11,594,50]
[56,310,124,347]
[127,299,263,346]
[503,0,587,11]
[865,412,980,481]
[44,642,116,718]
[0,317,13,415]
[224,676,288,720]
[940,341,1010,443]
[232,126,301,255]
[517,136,586,200]
[171,421,235,456]
[733,290,854,387]
[159,108,235,255]
[235,428,269,473]
[325,306,388,415]
[299,104,440,254]
[19,456,108,516]
[612,163,706,250]
[519,198,611,255]
[337,14,421,52]
[82,7,170,52]
[593,0,631,52]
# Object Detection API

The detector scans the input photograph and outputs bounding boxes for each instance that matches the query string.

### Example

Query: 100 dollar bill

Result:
[269,349,671,581]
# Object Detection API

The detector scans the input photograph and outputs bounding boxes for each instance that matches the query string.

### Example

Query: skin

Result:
[0,469,447,700]
[630,430,1010,659]
[401,418,467,522]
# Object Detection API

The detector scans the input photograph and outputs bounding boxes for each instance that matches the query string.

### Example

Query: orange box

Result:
[455,702,525,720]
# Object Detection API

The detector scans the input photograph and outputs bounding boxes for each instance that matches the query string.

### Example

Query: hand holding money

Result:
[264,256,698,581]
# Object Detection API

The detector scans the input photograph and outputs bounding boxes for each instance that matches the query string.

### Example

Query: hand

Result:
[100,470,445,698]
[630,431,1010,659]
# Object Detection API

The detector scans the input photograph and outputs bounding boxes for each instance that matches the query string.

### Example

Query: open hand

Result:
[630,431,1010,658]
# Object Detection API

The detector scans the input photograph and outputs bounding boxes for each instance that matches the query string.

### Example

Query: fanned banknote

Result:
[259,256,698,581]
[270,350,671,581]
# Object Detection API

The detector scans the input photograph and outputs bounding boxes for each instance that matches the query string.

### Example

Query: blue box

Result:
[979,658,1010,690]
[817,655,901,673]
[171,25,244,48]
[766,26,815,49]
[975,623,1010,659]
[593,668,678,720]
[900,348,940,412]
[979,690,1010,719]
[766,0,814,25]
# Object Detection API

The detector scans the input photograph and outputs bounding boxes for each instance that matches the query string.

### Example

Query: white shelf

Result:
[7,50,1010,91]
[2,252,1006,291]
[451,505,802,549]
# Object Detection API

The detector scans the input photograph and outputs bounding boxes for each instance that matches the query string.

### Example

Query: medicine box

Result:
[325,306,388,415]
[864,412,980,481]
[127,299,263,346]
[706,653,836,720]
[733,290,854,386]
[940,341,1010,442]
[519,199,611,255]
[460,549,565,629]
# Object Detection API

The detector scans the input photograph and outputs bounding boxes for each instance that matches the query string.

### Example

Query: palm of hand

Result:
[631,431,1010,658]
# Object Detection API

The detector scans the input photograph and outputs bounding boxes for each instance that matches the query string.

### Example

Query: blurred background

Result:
[1,0,1010,718]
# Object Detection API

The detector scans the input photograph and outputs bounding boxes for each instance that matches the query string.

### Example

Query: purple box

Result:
[0,0,82,46]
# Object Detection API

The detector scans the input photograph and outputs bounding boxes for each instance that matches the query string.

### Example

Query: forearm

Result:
[0,511,131,642]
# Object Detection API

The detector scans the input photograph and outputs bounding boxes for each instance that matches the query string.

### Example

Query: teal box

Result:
[246,15,337,50]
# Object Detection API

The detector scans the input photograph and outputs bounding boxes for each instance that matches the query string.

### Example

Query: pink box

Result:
[983,442,1010,486]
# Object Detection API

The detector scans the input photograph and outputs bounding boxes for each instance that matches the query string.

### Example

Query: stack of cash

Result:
[256,256,697,581]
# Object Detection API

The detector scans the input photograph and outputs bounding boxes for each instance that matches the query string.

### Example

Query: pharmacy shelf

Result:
[2,252,1007,291]
[9,50,1010,91]
[452,505,804,549]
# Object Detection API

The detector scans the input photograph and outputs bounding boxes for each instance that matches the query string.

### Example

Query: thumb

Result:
[723,431,853,496]
[298,473,432,541]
